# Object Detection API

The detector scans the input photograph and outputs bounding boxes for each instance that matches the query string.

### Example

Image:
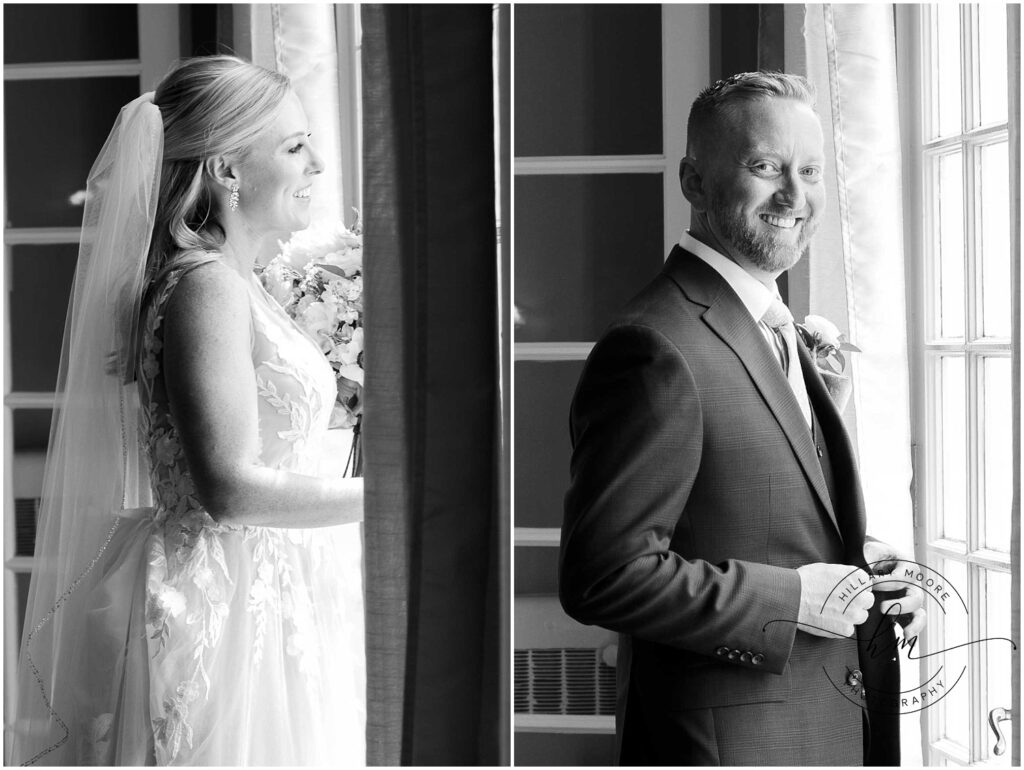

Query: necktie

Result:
[761,298,812,429]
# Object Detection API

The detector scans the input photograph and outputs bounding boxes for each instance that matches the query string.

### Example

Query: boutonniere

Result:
[796,315,861,412]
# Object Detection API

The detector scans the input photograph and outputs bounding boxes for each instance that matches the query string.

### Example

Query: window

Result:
[512,5,705,764]
[2,5,180,751]
[899,5,1016,765]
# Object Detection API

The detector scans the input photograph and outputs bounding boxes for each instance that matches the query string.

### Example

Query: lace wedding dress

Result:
[68,264,365,765]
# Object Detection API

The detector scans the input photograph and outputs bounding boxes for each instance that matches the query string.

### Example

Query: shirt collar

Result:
[679,231,779,321]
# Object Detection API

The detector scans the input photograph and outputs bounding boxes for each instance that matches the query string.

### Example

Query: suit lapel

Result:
[664,249,842,539]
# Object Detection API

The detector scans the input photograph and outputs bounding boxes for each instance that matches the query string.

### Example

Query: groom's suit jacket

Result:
[560,247,899,765]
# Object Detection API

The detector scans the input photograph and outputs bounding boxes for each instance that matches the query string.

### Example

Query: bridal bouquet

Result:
[256,216,363,475]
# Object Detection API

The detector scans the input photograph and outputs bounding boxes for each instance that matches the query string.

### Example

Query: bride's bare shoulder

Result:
[163,259,251,341]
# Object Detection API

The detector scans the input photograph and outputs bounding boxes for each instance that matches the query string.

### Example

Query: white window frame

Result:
[897,4,1016,765]
[512,4,707,739]
[335,4,363,219]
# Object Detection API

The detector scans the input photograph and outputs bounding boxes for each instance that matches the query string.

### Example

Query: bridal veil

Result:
[9,92,162,765]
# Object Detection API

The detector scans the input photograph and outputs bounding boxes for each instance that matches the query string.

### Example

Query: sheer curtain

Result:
[782,4,919,762]
[785,4,915,557]
[246,3,347,224]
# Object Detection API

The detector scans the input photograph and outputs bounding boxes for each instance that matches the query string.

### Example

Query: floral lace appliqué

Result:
[132,265,339,763]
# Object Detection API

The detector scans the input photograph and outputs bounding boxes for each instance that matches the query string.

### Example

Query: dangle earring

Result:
[228,183,240,211]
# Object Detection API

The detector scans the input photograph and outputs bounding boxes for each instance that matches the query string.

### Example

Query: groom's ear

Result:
[679,156,708,213]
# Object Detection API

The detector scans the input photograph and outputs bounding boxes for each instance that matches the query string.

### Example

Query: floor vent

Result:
[514,648,616,715]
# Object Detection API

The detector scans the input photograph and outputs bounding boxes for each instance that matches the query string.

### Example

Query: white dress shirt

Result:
[679,231,812,429]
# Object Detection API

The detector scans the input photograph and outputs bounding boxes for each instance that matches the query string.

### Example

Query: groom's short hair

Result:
[686,71,817,159]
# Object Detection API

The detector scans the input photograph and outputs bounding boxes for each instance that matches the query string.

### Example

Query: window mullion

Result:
[964,2,983,729]
[967,351,980,553]
[961,4,976,134]
[923,5,937,141]
[964,140,978,345]
[969,562,985,763]
[923,150,938,342]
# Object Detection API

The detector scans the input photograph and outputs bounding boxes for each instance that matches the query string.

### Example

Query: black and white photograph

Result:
[513,3,1020,767]
[3,3,510,765]
[2,1,1023,768]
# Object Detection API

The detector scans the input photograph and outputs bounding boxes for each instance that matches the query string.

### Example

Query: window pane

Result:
[984,569,1013,764]
[977,5,1009,127]
[938,559,970,748]
[515,5,662,156]
[4,77,140,228]
[515,360,585,528]
[978,141,1010,338]
[515,174,664,342]
[13,409,54,452]
[935,152,965,339]
[938,356,967,542]
[981,357,1011,552]
[933,4,963,138]
[3,4,138,64]
[10,245,78,392]
[15,572,32,645]
[515,546,559,596]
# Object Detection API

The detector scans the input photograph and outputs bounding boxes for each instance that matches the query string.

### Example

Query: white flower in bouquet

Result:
[261,259,303,308]
[296,297,340,352]
[331,327,364,377]
[255,215,364,436]
[277,218,362,271]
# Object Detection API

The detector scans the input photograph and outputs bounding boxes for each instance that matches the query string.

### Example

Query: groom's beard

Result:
[708,188,820,273]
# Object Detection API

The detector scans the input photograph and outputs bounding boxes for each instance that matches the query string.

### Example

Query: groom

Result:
[560,72,922,765]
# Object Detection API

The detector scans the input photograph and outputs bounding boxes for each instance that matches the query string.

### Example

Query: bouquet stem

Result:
[344,415,363,477]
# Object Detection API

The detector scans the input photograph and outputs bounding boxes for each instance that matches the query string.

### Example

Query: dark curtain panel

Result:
[361,5,504,765]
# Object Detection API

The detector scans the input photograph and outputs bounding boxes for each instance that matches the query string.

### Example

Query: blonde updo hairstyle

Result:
[146,55,291,287]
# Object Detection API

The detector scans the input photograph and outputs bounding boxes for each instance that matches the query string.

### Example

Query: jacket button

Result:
[715,646,729,657]
[751,653,765,665]
[740,651,752,663]
[728,649,740,660]
[847,669,863,686]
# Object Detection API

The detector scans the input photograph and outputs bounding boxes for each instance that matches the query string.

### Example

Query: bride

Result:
[8,56,366,765]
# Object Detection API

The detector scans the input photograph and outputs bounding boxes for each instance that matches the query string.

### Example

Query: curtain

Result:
[239,4,350,263]
[791,5,915,557]
[361,5,505,765]
[787,4,919,762]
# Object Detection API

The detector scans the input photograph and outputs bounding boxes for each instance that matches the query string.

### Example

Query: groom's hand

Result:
[864,539,927,640]
[796,563,875,639]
